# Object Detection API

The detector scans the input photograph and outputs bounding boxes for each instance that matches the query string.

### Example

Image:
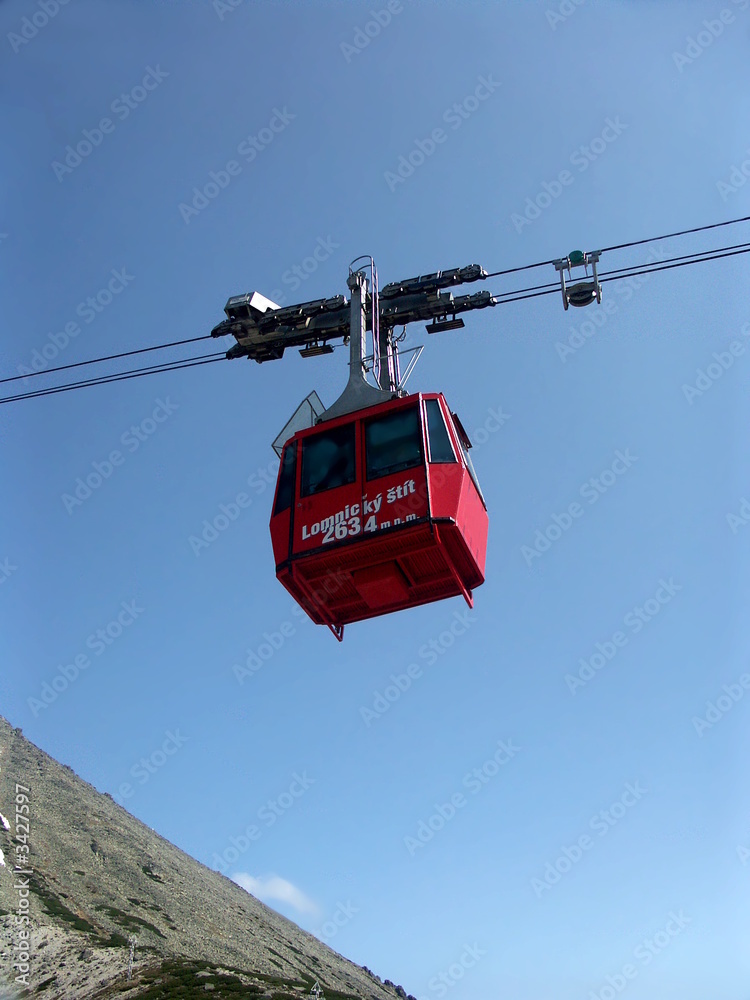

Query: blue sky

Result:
[2,1,750,997]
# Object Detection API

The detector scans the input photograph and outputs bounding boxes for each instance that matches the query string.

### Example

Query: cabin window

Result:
[450,411,486,508]
[365,406,423,481]
[301,423,356,497]
[425,399,457,463]
[274,440,297,514]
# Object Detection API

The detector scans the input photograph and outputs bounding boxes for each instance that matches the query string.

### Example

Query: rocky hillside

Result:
[0,717,412,1000]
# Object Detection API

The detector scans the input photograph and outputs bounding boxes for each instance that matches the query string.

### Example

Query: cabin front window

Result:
[365,406,423,481]
[425,399,457,463]
[450,411,486,508]
[274,440,297,514]
[301,424,356,497]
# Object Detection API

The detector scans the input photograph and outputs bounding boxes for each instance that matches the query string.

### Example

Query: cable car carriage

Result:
[212,259,496,638]
[271,390,488,639]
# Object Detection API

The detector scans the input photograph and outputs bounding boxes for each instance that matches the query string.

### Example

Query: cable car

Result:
[212,259,497,638]
[270,391,488,640]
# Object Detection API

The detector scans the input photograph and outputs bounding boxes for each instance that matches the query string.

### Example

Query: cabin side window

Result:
[450,411,486,508]
[274,440,297,514]
[301,423,356,497]
[425,399,457,463]
[365,406,423,481]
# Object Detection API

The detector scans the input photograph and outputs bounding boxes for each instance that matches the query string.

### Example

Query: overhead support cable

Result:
[2,214,750,406]
[0,334,214,386]
[0,353,225,405]
[487,242,750,308]
[481,213,750,280]
[598,213,750,255]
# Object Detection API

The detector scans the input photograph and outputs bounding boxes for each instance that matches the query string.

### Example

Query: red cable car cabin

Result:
[270,392,488,639]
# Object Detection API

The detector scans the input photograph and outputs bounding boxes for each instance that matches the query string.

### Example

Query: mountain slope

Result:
[0,717,411,1000]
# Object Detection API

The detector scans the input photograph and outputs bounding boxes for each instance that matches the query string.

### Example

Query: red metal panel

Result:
[352,562,410,609]
[270,506,291,567]
[426,462,463,520]
[294,465,429,558]
[456,468,489,580]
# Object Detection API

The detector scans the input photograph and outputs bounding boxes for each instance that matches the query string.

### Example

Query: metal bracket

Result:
[211,263,495,363]
[553,250,602,310]
[397,345,424,390]
[426,316,465,333]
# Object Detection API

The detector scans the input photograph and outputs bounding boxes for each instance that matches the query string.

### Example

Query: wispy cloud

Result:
[233,872,319,915]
